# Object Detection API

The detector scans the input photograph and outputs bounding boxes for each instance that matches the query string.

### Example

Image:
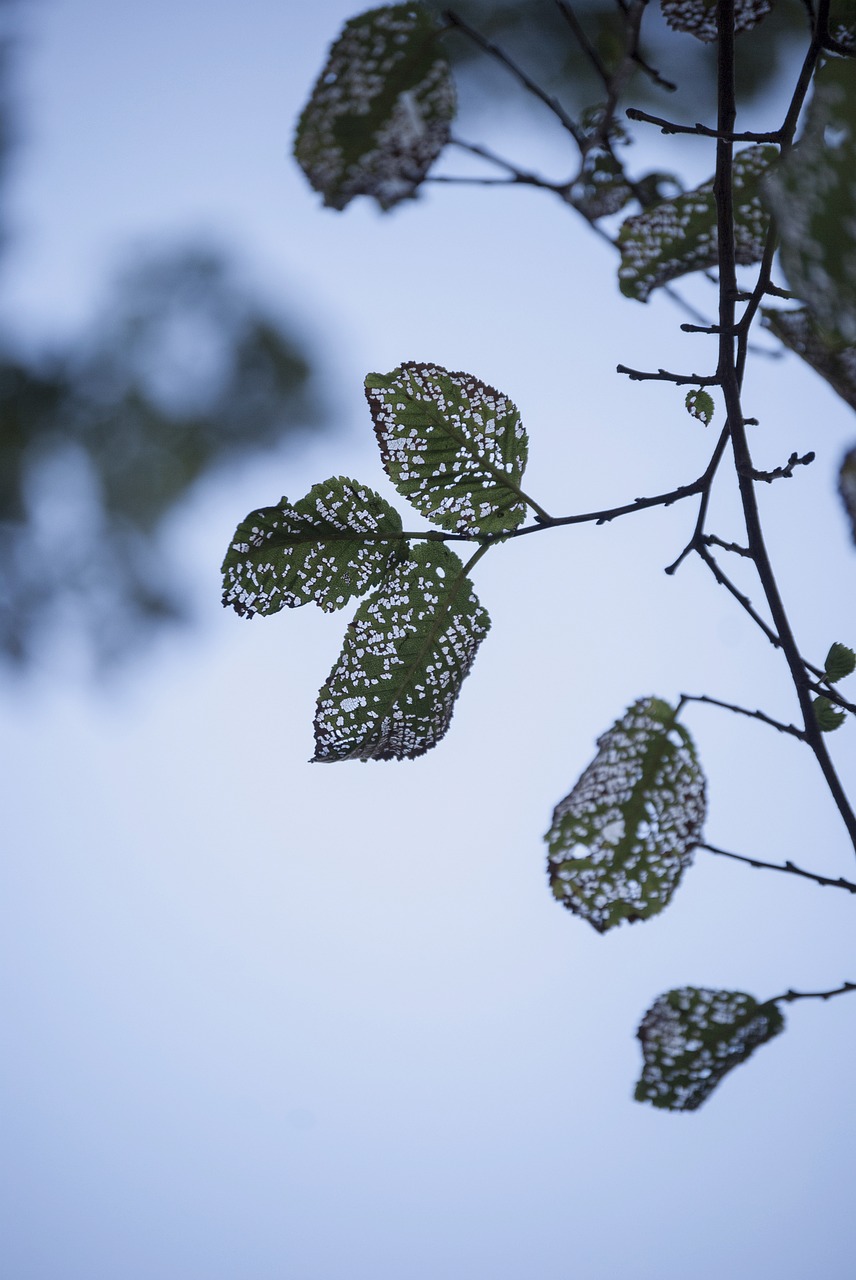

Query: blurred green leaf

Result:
[660,0,772,44]
[840,446,856,545]
[546,698,706,932]
[313,541,490,761]
[618,145,775,301]
[766,60,856,343]
[635,987,785,1111]
[294,3,455,211]
[763,308,856,413]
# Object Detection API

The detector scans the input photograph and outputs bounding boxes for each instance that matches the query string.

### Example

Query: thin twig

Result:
[772,981,856,1005]
[698,842,856,893]
[681,693,805,740]
[617,364,720,385]
[625,107,780,142]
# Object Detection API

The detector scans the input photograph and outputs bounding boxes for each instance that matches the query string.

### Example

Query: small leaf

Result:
[660,0,772,43]
[365,362,530,535]
[546,698,706,932]
[685,388,714,426]
[813,696,847,733]
[618,145,776,302]
[313,541,490,761]
[222,477,405,617]
[571,149,634,220]
[635,987,785,1111]
[841,446,856,544]
[763,308,856,413]
[824,642,856,684]
[766,60,856,342]
[294,4,455,211]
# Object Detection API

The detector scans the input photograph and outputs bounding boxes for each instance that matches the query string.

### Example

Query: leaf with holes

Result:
[813,696,846,733]
[222,477,405,617]
[294,3,455,211]
[685,389,714,426]
[764,309,856,413]
[572,150,634,220]
[766,60,856,342]
[635,987,785,1111]
[660,0,772,43]
[546,698,706,932]
[313,540,490,761]
[841,447,856,545]
[365,362,532,535]
[618,145,776,302]
[825,642,856,684]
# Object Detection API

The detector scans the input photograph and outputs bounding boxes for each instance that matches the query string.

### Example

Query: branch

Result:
[617,364,720,385]
[699,842,856,894]
[772,981,856,1005]
[442,10,584,146]
[680,693,805,740]
[748,451,815,483]
[625,107,780,142]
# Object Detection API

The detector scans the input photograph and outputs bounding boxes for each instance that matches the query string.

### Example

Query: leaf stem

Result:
[771,981,856,1005]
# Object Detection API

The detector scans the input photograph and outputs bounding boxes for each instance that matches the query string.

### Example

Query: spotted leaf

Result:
[546,697,706,932]
[365,362,530,535]
[294,4,455,211]
[635,987,785,1111]
[313,540,490,761]
[766,60,856,342]
[221,477,405,617]
[685,389,715,426]
[660,0,772,43]
[764,309,856,413]
[618,145,776,302]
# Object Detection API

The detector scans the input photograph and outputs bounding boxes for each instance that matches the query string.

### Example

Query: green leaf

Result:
[763,308,856,413]
[635,988,785,1111]
[618,145,776,302]
[660,0,772,43]
[824,642,856,684]
[685,388,715,426]
[546,698,706,933]
[313,541,490,761]
[365,362,531,535]
[766,60,856,342]
[841,446,856,545]
[294,4,455,211]
[222,477,405,617]
[813,696,847,733]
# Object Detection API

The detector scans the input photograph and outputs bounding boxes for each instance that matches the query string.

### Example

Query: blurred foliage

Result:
[0,247,322,667]
[428,0,809,123]
[0,0,325,671]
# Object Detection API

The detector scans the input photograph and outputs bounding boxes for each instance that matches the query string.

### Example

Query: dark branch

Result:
[617,364,720,385]
[625,107,780,142]
[699,842,856,894]
[772,981,856,1005]
[680,693,805,740]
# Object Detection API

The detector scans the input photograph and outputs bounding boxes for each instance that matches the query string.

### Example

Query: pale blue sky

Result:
[2,3,855,1277]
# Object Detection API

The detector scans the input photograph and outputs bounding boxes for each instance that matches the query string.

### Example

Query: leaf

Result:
[313,540,490,761]
[840,447,856,544]
[571,149,634,220]
[221,477,405,617]
[618,145,776,302]
[635,987,785,1111]
[660,0,773,43]
[766,60,856,342]
[546,698,706,932]
[294,4,455,211]
[763,308,856,413]
[365,362,531,535]
[824,642,856,684]
[813,696,847,733]
[685,388,714,426]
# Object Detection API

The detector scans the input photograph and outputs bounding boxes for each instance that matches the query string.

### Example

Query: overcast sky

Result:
[2,3,855,1278]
